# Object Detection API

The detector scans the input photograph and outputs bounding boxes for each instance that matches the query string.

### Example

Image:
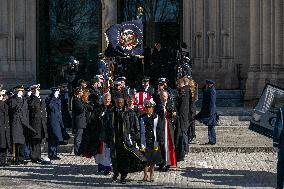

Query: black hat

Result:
[116,76,126,82]
[30,84,41,90]
[206,79,215,85]
[158,78,168,84]
[114,80,122,85]
[15,85,25,91]
[50,87,60,92]
[142,77,150,82]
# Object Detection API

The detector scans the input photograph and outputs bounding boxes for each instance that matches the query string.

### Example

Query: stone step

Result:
[196,90,244,107]
[190,126,272,153]
[44,125,273,154]
[195,117,251,126]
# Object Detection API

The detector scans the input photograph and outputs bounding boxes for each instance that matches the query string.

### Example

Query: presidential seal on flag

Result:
[106,19,143,56]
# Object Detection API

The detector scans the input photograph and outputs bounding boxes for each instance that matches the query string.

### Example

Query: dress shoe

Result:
[120,176,127,184]
[0,162,10,167]
[204,142,216,145]
[49,156,61,160]
[104,170,110,175]
[112,174,119,182]
[59,141,68,145]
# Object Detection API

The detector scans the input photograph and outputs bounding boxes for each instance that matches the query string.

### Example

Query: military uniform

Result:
[195,80,218,145]
[28,94,48,162]
[9,87,37,164]
[0,99,11,165]
[46,88,64,160]
[273,107,284,189]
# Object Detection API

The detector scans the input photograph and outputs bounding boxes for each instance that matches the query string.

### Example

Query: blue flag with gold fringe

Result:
[105,19,143,56]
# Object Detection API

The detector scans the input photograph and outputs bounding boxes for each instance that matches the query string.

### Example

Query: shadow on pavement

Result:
[180,166,276,188]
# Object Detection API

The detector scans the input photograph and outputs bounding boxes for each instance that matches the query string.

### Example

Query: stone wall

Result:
[183,0,250,90]
[245,0,284,100]
[0,0,36,89]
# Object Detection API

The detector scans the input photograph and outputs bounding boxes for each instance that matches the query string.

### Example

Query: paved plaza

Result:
[0,151,277,189]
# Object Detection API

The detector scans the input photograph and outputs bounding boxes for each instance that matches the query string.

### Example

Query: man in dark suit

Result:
[273,107,284,189]
[72,87,87,156]
[0,89,11,166]
[9,85,36,164]
[28,84,48,163]
[195,79,218,145]
[46,87,65,160]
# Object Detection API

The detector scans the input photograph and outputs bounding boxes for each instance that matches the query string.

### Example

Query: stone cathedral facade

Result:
[0,0,284,101]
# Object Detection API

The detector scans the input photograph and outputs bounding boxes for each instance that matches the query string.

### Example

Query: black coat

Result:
[155,101,175,147]
[46,96,64,142]
[0,101,11,149]
[72,97,87,130]
[28,95,48,140]
[9,96,37,144]
[175,86,192,134]
[195,86,218,126]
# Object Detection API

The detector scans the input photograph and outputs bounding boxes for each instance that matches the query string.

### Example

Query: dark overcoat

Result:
[9,96,37,144]
[175,85,192,136]
[46,96,64,142]
[28,95,48,140]
[72,97,87,130]
[195,86,218,126]
[155,101,175,148]
[0,101,11,149]
[60,92,72,128]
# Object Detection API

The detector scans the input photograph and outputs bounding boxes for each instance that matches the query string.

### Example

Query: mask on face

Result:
[54,91,60,98]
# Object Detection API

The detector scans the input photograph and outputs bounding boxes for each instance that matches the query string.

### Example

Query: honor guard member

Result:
[273,107,284,189]
[46,87,66,160]
[28,84,48,163]
[195,80,218,145]
[9,85,36,164]
[139,77,154,96]
[0,90,11,166]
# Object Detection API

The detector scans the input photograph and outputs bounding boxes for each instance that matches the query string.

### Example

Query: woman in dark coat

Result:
[175,78,192,162]
[72,87,87,156]
[139,99,162,182]
[28,85,48,163]
[0,90,11,166]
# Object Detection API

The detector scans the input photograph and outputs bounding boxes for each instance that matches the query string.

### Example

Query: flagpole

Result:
[137,7,144,76]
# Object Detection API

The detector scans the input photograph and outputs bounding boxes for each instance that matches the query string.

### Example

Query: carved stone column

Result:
[0,0,36,88]
[101,0,117,52]
[245,0,284,101]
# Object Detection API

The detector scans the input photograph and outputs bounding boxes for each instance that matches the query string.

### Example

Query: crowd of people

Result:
[0,42,222,184]
[0,71,219,184]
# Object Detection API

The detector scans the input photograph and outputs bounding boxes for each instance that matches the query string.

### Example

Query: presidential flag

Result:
[105,19,143,56]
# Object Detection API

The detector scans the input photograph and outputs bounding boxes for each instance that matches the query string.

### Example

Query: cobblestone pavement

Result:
[0,152,277,189]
